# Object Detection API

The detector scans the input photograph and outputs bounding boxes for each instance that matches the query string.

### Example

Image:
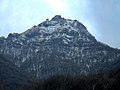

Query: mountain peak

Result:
[19,15,94,42]
[51,15,64,21]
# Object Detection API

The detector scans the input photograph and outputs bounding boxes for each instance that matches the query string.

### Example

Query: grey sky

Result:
[0,0,120,48]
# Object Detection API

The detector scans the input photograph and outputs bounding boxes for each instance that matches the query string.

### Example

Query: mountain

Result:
[0,15,120,78]
[0,55,32,90]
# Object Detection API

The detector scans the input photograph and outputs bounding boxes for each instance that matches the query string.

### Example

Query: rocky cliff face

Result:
[0,15,120,78]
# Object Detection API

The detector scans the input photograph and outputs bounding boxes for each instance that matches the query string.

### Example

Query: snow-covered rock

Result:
[0,15,120,78]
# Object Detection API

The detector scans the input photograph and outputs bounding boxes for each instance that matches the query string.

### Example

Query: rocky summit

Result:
[0,15,120,78]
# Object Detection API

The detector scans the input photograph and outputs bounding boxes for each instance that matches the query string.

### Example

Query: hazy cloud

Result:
[86,0,120,48]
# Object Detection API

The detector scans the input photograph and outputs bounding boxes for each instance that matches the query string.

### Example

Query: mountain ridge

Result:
[0,15,120,78]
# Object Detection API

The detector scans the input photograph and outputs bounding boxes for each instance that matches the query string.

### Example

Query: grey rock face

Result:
[0,15,120,78]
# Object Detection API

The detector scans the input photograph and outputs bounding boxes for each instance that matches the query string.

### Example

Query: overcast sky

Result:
[0,0,120,48]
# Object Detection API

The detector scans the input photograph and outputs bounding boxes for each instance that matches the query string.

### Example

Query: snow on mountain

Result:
[0,15,120,78]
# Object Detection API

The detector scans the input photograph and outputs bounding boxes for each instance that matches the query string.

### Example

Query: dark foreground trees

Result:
[20,69,120,90]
